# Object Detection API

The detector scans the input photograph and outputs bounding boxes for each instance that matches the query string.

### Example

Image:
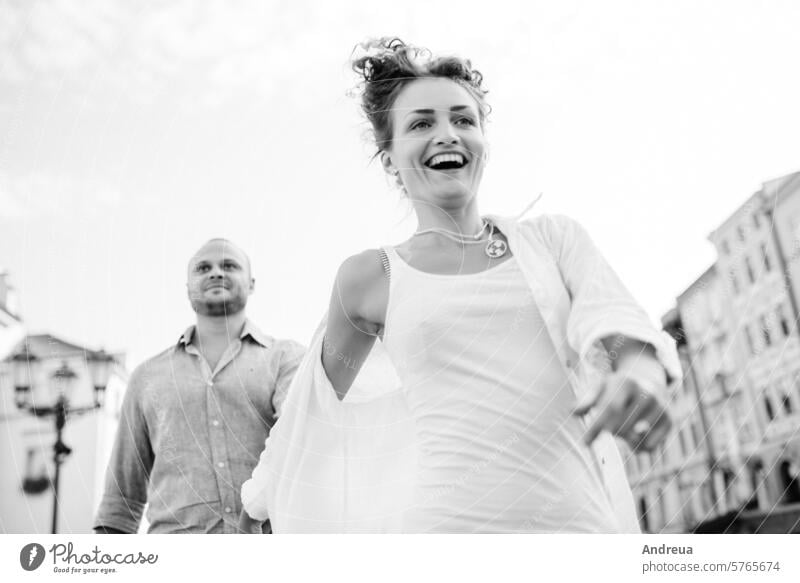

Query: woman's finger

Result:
[640,409,672,451]
[628,407,671,452]
[572,378,607,417]
[583,390,626,445]
[583,406,613,445]
[617,393,658,439]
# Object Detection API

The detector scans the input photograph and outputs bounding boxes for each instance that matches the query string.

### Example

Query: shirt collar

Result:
[176,320,273,349]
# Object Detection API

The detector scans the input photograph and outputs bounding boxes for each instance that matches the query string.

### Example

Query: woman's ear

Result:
[380,150,406,195]
[380,151,397,176]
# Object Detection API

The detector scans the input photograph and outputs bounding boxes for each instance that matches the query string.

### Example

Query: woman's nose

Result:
[434,123,460,145]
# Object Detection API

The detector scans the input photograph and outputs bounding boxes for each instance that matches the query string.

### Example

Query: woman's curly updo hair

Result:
[351,37,490,155]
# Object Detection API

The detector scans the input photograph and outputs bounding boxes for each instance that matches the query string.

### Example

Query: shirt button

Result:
[212,420,220,427]
[217,462,225,468]
[224,507,232,513]
[565,359,572,368]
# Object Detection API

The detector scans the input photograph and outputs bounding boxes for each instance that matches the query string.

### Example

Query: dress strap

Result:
[377,247,391,281]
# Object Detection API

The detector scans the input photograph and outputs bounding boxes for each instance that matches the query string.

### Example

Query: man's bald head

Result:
[187,238,252,281]
[186,238,255,317]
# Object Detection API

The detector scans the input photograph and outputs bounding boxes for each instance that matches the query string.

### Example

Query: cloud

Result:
[0,173,123,220]
[0,186,30,219]
[0,0,347,106]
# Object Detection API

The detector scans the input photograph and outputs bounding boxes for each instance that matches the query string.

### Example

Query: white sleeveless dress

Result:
[381,246,621,533]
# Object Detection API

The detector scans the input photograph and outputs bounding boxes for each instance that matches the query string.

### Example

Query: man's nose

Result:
[208,265,224,278]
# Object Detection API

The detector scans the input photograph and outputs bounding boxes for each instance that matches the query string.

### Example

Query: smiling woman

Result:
[241,37,681,533]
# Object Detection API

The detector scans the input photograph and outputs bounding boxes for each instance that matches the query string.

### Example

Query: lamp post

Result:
[11,346,114,534]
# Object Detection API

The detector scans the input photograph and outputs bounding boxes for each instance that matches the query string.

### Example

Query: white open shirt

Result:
[241,213,682,533]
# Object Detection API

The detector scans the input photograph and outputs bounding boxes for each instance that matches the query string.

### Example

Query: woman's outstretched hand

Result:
[573,356,672,452]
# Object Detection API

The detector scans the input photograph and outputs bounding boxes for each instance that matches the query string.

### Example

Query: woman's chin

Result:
[436,186,478,207]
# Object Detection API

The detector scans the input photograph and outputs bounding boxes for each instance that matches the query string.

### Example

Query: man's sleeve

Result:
[271,340,306,419]
[93,367,154,533]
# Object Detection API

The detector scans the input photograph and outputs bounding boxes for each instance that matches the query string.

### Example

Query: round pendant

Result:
[485,238,508,258]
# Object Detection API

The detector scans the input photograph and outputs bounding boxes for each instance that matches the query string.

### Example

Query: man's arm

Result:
[270,340,306,419]
[237,510,271,534]
[94,368,154,534]
[93,526,126,534]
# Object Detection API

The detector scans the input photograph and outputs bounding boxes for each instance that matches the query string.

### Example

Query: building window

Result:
[753,212,760,229]
[722,239,731,255]
[690,421,702,450]
[730,270,740,295]
[796,373,800,406]
[781,393,794,415]
[745,256,755,284]
[745,325,755,355]
[761,314,772,346]
[765,396,775,421]
[793,220,800,255]
[779,306,790,337]
[737,225,746,243]
[639,497,650,532]
[762,243,772,272]
[678,427,688,457]
[657,487,668,529]
[684,421,695,450]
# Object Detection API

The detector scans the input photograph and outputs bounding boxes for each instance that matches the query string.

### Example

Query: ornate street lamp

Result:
[11,346,115,534]
[87,349,114,407]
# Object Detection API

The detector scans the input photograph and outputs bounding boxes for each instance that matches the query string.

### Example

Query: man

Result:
[94,239,304,533]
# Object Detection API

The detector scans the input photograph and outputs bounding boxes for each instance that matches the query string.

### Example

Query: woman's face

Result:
[385,77,487,210]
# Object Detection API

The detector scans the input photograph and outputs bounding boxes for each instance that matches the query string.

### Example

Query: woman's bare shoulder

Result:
[334,249,388,326]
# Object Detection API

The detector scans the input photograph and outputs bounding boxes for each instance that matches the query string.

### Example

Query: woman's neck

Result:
[413,200,483,235]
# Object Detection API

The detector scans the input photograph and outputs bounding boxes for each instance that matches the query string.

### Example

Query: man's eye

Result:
[197,265,210,272]
[223,263,237,270]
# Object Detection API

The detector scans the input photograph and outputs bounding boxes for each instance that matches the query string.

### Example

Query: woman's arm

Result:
[549,214,681,382]
[546,215,677,451]
[573,333,672,452]
[322,250,388,401]
[574,336,672,452]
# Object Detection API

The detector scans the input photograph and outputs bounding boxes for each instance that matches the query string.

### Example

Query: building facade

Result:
[628,170,800,533]
[0,270,126,533]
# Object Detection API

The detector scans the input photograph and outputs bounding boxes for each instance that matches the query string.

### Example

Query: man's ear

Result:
[250,278,255,293]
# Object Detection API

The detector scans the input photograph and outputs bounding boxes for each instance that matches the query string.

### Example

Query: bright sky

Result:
[1,0,799,368]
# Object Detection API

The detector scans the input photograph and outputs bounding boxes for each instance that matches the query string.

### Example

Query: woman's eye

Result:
[410,120,431,131]
[456,117,475,126]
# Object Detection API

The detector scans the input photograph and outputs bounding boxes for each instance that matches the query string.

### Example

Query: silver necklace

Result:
[413,219,508,258]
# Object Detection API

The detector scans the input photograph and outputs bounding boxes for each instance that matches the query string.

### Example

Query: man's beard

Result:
[190,295,247,317]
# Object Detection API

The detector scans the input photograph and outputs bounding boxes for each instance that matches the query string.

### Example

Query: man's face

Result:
[186,240,254,317]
